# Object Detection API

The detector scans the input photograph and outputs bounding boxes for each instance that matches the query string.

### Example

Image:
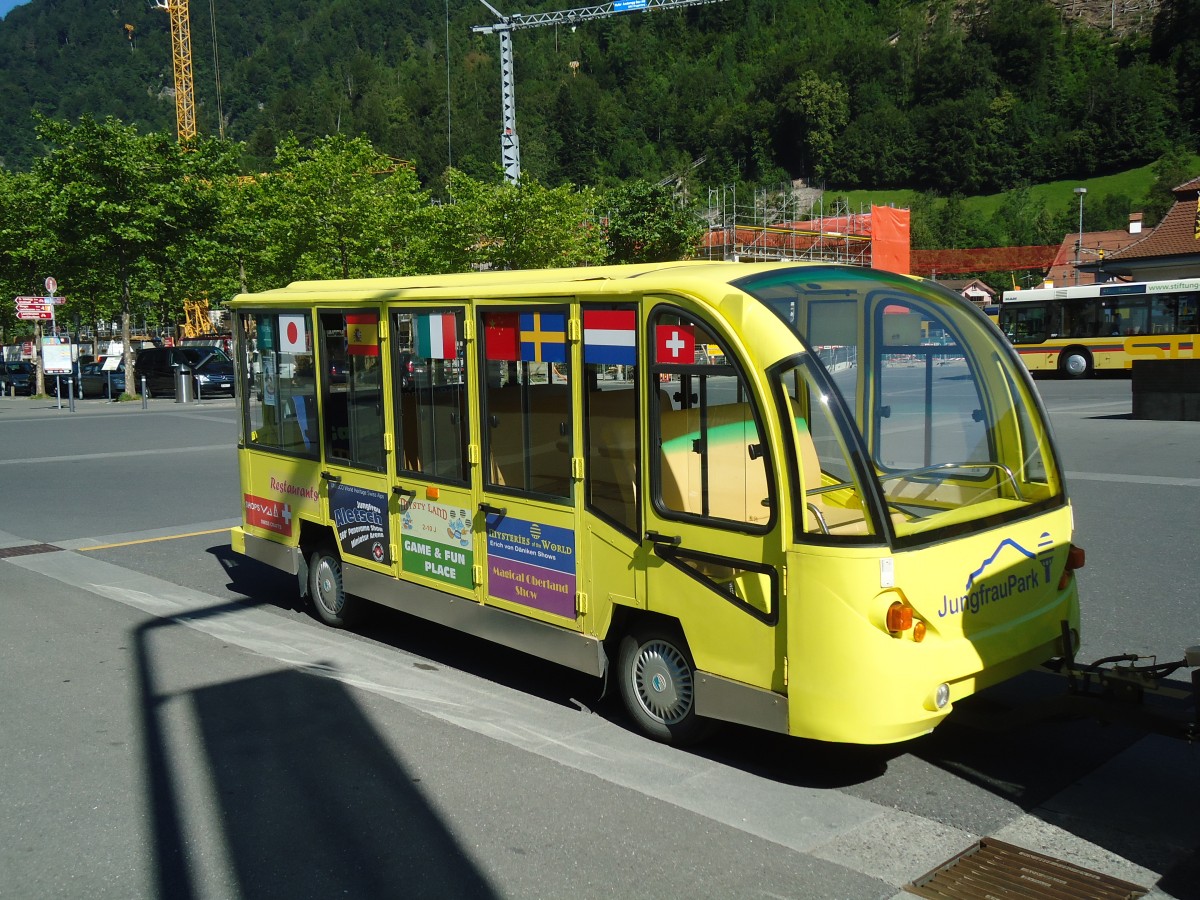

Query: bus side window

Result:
[319,311,385,471]
[650,309,772,528]
[239,311,319,459]
[582,306,640,533]
[392,310,469,484]
[481,309,572,499]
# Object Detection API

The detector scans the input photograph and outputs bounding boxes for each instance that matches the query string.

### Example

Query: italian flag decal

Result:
[416,313,458,359]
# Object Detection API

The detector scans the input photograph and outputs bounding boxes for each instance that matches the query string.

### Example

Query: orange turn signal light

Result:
[1067,544,1085,570]
[426,486,440,501]
[1059,543,1085,590]
[913,621,927,642]
[886,601,913,633]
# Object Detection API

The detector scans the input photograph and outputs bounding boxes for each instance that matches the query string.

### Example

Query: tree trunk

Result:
[34,321,46,397]
[121,277,135,397]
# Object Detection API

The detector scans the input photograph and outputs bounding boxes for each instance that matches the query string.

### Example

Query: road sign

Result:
[44,276,57,294]
[15,296,52,320]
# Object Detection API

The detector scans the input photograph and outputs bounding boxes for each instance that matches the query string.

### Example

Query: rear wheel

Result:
[308,544,362,627]
[617,626,716,746]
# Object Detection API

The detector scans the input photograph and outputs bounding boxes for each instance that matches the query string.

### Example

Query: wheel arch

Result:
[296,520,339,598]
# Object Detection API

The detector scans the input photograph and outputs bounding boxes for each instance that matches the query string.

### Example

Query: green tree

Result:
[1141,145,1197,225]
[427,170,606,273]
[777,71,849,180]
[602,180,705,263]
[33,115,199,394]
[0,169,55,348]
[253,134,430,283]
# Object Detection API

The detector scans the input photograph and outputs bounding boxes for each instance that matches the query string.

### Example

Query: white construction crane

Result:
[472,0,725,183]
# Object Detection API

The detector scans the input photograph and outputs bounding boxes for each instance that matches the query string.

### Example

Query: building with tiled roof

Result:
[1086,177,1200,280]
[1046,218,1144,287]
[933,278,997,309]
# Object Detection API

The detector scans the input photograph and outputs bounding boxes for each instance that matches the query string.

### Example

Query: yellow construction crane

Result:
[153,0,196,143]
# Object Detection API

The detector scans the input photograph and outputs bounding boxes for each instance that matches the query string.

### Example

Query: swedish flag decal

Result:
[519,312,567,363]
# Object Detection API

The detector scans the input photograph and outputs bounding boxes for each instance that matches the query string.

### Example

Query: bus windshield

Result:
[734,266,1064,544]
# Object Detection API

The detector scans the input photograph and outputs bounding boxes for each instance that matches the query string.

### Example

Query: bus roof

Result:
[1001,276,1200,304]
[229,261,910,308]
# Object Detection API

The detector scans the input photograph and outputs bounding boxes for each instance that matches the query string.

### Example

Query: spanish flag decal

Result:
[346,313,379,357]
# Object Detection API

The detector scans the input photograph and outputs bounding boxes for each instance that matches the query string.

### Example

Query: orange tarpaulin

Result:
[870,206,910,275]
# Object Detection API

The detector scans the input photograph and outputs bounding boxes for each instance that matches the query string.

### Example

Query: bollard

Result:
[68,377,76,413]
[142,375,148,410]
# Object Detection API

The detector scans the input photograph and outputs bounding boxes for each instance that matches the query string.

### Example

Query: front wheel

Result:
[308,544,362,628]
[616,627,716,746]
[1059,349,1091,378]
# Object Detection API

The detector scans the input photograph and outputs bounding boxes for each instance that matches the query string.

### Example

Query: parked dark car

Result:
[396,352,429,390]
[134,346,236,398]
[79,360,127,399]
[44,359,89,398]
[0,361,35,396]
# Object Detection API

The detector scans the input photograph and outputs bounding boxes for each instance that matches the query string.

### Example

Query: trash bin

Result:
[175,365,194,403]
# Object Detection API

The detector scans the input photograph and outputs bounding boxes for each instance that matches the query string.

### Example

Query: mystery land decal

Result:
[329,483,390,565]
[401,499,474,589]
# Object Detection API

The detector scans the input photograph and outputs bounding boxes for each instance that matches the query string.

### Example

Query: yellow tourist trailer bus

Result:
[228,261,1083,745]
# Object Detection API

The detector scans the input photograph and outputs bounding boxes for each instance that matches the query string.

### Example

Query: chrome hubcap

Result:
[633,640,693,725]
[314,558,342,613]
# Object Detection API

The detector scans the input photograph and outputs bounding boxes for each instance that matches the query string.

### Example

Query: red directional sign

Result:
[14,296,52,320]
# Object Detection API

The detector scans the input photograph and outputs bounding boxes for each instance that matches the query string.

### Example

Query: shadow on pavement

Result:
[134,601,498,900]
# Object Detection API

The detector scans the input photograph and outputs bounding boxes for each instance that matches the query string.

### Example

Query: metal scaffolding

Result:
[702,183,874,267]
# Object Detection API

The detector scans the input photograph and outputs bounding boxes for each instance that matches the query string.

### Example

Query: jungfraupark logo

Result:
[939,532,1056,618]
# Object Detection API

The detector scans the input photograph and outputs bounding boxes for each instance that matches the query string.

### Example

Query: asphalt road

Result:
[1,381,1197,900]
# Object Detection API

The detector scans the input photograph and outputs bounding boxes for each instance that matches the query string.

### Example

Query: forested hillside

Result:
[0,0,1198,194]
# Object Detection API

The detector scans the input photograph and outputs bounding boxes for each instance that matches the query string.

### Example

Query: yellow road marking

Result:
[78,527,230,552]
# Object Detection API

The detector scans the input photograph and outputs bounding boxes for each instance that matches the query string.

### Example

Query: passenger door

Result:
[315,309,393,576]
[476,303,585,631]
[640,303,787,692]
[389,307,478,598]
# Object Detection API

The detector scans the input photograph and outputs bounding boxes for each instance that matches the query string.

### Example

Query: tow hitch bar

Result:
[1047,622,1200,741]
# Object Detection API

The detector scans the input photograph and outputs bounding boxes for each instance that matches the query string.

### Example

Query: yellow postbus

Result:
[229,261,1083,745]
[999,278,1200,377]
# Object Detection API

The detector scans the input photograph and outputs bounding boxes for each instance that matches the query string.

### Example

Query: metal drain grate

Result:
[0,543,62,559]
[905,837,1148,899]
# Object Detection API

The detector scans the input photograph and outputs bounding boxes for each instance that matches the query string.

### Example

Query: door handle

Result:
[479,502,508,525]
[320,470,342,485]
[644,530,681,547]
[392,485,416,499]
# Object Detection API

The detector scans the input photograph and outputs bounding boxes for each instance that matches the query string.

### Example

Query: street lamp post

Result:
[1074,186,1087,285]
